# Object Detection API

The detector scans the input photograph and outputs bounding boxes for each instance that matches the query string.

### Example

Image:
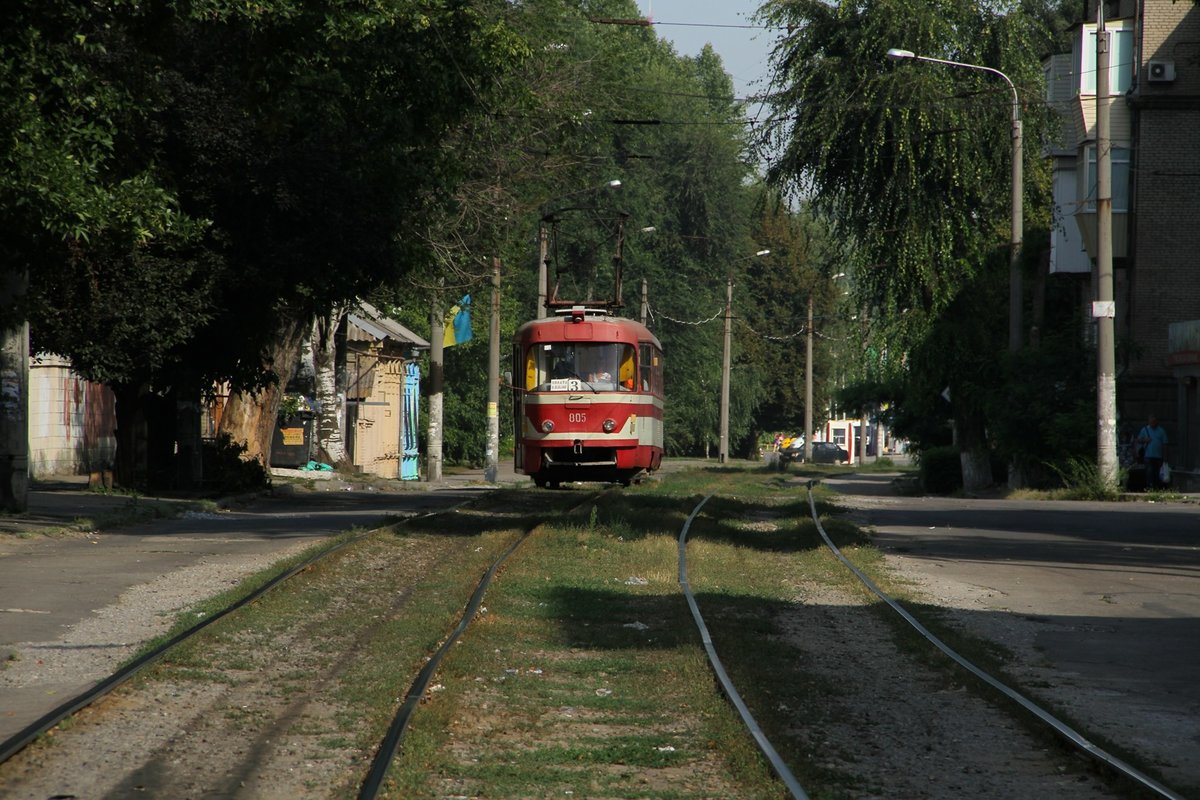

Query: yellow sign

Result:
[280,427,305,446]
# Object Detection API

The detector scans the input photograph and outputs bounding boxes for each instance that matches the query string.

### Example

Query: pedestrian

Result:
[1136,414,1169,490]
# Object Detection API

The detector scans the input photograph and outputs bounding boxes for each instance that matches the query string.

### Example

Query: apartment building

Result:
[1045,0,1200,480]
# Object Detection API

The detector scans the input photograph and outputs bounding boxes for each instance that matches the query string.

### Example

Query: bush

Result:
[919,446,962,494]
[1048,456,1124,501]
[202,434,270,495]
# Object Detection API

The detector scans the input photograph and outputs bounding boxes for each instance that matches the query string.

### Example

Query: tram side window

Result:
[653,347,663,395]
[639,343,664,394]
[524,346,539,391]
[618,348,635,391]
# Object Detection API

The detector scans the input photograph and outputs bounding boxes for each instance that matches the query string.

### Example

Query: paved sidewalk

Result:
[0,461,526,538]
[0,480,202,538]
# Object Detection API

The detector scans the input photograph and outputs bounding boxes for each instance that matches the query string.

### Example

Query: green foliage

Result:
[740,197,843,439]
[755,0,1087,488]
[918,446,962,494]
[385,0,762,459]
[12,0,521,400]
[760,0,1056,328]
[201,434,269,495]
[277,394,312,421]
[984,278,1097,471]
[1047,457,1122,501]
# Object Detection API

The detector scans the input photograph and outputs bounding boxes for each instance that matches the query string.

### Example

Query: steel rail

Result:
[358,489,609,799]
[803,484,1187,800]
[357,522,531,798]
[677,494,810,800]
[0,504,455,766]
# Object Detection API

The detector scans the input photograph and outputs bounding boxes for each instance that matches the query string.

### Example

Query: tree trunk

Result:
[956,410,994,492]
[218,316,308,466]
[112,383,144,489]
[144,389,176,490]
[313,307,348,467]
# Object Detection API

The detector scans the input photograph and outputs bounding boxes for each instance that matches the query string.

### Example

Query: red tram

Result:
[513,306,664,487]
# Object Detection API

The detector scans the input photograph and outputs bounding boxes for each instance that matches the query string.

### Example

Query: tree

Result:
[384,1,763,461]
[758,0,1056,488]
[742,197,842,440]
[8,0,523,485]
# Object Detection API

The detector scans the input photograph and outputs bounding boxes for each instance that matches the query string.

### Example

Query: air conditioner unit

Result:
[1148,60,1176,83]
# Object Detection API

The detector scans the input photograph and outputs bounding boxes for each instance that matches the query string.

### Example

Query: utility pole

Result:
[640,278,648,326]
[1095,6,1119,486]
[804,293,814,464]
[715,250,768,463]
[718,274,733,463]
[485,257,501,483]
[536,221,549,320]
[859,306,869,466]
[426,295,444,482]
[1008,83,1024,355]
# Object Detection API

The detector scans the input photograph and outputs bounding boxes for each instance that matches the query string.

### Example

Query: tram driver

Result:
[551,350,576,380]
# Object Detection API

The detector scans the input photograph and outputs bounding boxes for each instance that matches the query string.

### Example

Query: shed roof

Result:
[347,300,429,350]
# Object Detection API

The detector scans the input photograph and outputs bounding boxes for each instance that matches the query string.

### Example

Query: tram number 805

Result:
[569,412,587,423]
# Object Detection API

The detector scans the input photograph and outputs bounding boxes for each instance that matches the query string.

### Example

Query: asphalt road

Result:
[0,476,499,743]
[823,472,1200,793]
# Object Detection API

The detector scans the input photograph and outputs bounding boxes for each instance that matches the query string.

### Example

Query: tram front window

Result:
[534,342,635,391]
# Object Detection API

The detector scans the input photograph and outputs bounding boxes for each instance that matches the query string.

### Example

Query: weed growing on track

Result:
[78,465,913,799]
[381,465,887,799]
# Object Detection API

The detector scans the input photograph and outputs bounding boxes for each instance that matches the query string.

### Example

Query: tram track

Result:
[797,483,1187,800]
[1,468,1191,798]
[0,488,602,799]
[668,478,1191,800]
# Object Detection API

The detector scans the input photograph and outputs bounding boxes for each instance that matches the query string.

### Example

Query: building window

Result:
[1084,145,1130,212]
[1076,22,1134,95]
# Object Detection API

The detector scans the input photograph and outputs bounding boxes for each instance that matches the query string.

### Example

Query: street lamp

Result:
[886,47,1023,354]
[718,249,771,463]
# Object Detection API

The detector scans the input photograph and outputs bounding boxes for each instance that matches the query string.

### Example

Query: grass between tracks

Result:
[37,462,1178,799]
[381,465,883,799]
[111,464,905,798]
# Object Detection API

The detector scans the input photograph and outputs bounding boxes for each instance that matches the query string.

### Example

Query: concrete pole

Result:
[1095,8,1119,487]
[1008,81,1024,354]
[718,275,732,463]
[537,221,548,319]
[426,296,444,481]
[804,293,814,464]
[485,257,501,483]
[640,278,648,327]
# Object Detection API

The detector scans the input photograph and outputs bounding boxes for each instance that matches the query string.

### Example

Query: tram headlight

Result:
[602,418,616,433]
[541,420,555,433]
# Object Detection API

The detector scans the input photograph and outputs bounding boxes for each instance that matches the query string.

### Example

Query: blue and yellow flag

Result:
[443,294,473,347]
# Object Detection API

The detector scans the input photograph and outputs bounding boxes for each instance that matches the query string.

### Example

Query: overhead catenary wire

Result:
[648,305,859,342]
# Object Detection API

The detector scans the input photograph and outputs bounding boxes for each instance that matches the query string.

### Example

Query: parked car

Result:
[810,441,850,464]
[779,438,849,465]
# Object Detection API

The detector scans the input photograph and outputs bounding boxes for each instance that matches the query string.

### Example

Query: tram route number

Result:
[568,412,587,423]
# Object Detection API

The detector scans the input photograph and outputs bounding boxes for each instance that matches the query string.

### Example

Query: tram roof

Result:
[515,310,661,349]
